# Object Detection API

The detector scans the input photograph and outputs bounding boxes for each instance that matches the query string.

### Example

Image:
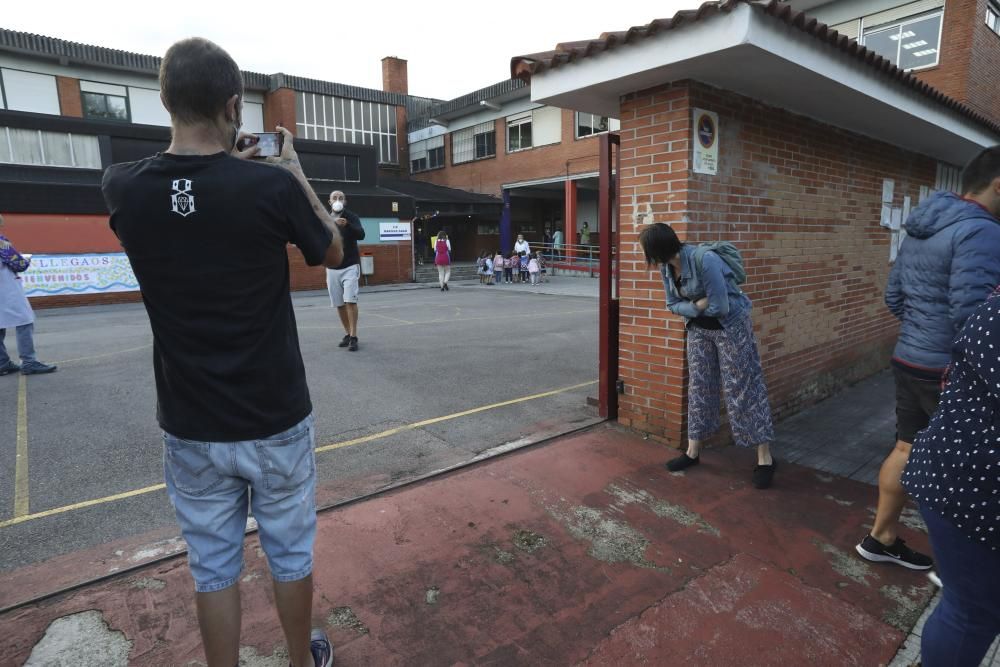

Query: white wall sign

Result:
[21,254,139,297]
[379,222,411,241]
[692,108,719,176]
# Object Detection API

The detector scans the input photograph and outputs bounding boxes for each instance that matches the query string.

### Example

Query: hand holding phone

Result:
[236,132,284,159]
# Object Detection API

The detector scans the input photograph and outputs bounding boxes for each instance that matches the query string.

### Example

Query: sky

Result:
[6,0,703,102]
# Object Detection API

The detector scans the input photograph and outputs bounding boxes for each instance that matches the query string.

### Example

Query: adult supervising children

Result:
[326,190,365,352]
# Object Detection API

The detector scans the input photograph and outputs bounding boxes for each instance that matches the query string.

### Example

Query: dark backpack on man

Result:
[693,242,746,285]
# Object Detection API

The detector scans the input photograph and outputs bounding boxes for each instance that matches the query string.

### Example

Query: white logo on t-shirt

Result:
[170,179,196,217]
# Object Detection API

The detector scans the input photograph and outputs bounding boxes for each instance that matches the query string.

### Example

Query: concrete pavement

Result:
[0,284,598,590]
[3,423,934,666]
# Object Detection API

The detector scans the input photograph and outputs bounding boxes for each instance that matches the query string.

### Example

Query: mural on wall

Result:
[20,253,139,297]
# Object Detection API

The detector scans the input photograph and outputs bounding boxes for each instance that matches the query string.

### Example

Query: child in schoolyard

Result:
[507,253,517,283]
[528,253,540,285]
[519,252,530,283]
[485,254,494,285]
[477,252,487,284]
[536,251,547,283]
[494,251,504,285]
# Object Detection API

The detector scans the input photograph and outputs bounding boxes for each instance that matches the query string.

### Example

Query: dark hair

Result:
[961,146,1000,195]
[638,223,682,266]
[160,38,243,124]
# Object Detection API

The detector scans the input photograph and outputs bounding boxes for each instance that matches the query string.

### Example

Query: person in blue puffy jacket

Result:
[856,146,1000,571]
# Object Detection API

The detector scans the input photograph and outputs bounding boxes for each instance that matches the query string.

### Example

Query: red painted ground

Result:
[0,424,933,666]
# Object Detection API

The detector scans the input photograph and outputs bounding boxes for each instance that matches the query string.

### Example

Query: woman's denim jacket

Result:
[660,244,751,329]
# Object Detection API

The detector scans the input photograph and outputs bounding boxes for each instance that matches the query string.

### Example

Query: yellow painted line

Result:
[0,380,597,529]
[52,343,153,366]
[366,312,415,325]
[0,483,167,529]
[316,380,597,453]
[13,375,29,517]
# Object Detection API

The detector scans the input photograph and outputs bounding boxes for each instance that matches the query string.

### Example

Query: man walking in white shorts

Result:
[326,191,366,351]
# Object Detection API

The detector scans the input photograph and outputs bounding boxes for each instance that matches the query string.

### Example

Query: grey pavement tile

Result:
[889,633,921,667]
[910,591,941,638]
[774,370,896,483]
[986,636,1000,667]
[889,592,1000,667]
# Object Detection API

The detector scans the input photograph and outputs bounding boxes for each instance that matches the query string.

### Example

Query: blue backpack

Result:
[693,242,746,285]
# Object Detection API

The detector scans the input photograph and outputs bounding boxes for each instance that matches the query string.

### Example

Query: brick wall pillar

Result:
[56,76,83,117]
[615,82,694,447]
[264,88,297,134]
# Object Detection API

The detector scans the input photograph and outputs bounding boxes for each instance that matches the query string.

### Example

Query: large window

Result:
[507,114,532,152]
[0,127,101,168]
[410,135,445,173]
[81,92,128,121]
[296,93,398,165]
[0,68,60,115]
[988,1,1000,36]
[862,11,943,70]
[576,112,621,138]
[80,81,130,122]
[452,121,496,164]
[297,152,361,182]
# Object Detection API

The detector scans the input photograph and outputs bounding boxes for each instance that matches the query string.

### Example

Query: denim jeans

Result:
[0,323,37,365]
[920,505,1000,667]
[163,414,317,592]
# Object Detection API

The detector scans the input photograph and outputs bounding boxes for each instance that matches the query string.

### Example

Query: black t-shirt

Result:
[102,152,332,441]
[332,209,365,270]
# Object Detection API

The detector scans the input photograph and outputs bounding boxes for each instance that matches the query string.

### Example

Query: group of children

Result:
[477,251,547,286]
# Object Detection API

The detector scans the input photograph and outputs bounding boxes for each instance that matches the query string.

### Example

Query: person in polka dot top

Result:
[901,170,1000,667]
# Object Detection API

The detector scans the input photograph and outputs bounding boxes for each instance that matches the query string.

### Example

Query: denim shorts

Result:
[163,414,317,593]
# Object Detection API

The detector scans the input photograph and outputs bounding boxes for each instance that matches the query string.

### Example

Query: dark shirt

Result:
[673,274,722,329]
[332,209,365,270]
[903,292,1000,550]
[101,152,332,441]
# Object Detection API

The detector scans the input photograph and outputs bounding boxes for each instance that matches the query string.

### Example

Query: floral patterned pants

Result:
[686,316,774,448]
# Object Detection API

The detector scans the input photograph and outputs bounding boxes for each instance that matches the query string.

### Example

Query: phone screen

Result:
[256,133,281,158]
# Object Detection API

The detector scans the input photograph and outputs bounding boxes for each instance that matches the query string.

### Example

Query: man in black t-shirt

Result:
[102,38,342,667]
[325,190,366,351]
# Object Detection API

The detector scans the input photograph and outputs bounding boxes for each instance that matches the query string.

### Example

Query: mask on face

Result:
[332,201,345,213]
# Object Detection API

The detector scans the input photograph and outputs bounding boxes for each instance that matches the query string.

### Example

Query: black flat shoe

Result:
[752,458,777,489]
[666,453,700,472]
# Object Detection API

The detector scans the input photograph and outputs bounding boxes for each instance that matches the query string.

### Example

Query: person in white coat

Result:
[0,215,57,376]
[513,234,531,257]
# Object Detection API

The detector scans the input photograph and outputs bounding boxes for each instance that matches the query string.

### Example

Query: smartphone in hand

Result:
[236,132,284,158]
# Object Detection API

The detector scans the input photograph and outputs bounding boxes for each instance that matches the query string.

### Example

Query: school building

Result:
[0,30,446,306]
[509,0,1000,442]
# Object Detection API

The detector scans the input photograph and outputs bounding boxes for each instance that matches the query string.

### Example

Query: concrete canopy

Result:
[517,2,998,166]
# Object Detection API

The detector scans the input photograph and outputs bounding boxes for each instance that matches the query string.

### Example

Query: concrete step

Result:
[414,265,481,283]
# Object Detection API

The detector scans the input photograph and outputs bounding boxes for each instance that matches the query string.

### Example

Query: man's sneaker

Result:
[310,628,334,667]
[0,361,20,376]
[21,361,57,375]
[666,453,700,472]
[337,334,351,348]
[348,337,359,352]
[856,535,933,570]
[752,458,777,490]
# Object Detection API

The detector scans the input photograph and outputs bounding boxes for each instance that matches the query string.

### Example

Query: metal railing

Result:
[528,242,601,277]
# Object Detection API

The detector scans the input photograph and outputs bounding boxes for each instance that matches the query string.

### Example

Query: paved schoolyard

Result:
[0,280,599,596]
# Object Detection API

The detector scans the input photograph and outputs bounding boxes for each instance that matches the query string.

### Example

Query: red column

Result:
[564,179,577,259]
